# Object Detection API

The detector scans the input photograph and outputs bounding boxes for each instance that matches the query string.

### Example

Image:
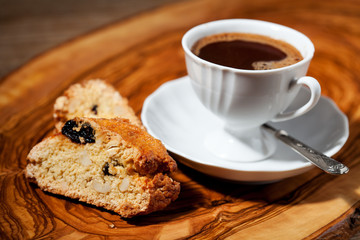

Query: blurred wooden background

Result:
[0,0,178,78]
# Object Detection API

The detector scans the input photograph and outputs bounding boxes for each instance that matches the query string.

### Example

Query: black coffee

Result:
[192,33,303,70]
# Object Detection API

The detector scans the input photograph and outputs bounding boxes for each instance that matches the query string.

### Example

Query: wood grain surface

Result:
[1,0,360,239]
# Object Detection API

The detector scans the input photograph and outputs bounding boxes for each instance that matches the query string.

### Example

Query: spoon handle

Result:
[263,124,349,175]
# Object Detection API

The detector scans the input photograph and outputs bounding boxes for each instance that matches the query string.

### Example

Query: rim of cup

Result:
[182,19,315,74]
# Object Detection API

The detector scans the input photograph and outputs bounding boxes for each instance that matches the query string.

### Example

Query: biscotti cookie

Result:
[26,117,180,218]
[54,79,142,131]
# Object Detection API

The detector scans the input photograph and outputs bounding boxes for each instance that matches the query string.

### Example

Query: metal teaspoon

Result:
[262,124,349,175]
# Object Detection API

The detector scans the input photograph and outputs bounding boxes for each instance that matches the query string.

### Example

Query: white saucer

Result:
[141,76,349,183]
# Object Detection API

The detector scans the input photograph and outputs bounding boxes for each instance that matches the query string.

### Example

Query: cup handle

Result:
[272,76,321,122]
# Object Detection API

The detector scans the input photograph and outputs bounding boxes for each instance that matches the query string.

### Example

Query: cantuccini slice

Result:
[54,79,143,131]
[26,117,180,218]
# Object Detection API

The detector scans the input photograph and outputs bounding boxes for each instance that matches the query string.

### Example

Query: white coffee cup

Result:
[182,19,321,162]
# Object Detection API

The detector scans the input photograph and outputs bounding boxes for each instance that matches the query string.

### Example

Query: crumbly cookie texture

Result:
[54,79,142,131]
[26,117,180,218]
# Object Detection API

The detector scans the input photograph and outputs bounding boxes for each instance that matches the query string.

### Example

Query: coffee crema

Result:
[191,33,303,70]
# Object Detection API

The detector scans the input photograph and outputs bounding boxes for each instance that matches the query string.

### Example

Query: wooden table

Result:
[1,0,360,239]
